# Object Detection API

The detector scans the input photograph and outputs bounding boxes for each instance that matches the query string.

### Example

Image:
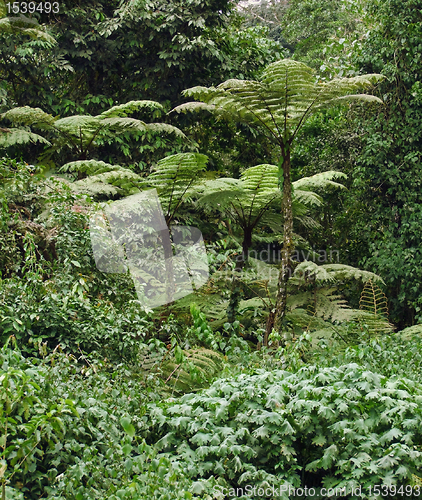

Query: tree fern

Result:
[196,165,346,269]
[0,10,56,44]
[58,153,210,203]
[358,279,394,335]
[0,102,186,167]
[147,153,208,224]
[195,166,346,327]
[159,347,224,396]
[286,263,393,343]
[174,58,383,335]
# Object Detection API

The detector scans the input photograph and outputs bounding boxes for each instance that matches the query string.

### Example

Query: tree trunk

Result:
[162,227,175,306]
[271,149,294,339]
[263,309,275,346]
[227,228,251,323]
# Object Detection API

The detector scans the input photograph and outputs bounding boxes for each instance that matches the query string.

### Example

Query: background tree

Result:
[0,0,284,115]
[349,0,422,327]
[239,0,360,71]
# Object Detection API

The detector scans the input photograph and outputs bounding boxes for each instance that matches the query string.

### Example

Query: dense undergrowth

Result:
[2,329,422,499]
[2,124,422,500]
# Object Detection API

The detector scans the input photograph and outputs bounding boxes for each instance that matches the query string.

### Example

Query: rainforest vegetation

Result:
[1,0,422,498]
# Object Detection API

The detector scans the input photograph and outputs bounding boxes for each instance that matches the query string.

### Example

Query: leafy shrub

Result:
[142,364,422,498]
[0,170,155,358]
[0,340,201,499]
[0,274,152,359]
[313,329,422,385]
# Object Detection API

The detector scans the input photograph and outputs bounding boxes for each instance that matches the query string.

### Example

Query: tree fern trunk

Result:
[162,228,175,306]
[272,149,294,340]
[264,309,275,346]
[227,229,251,323]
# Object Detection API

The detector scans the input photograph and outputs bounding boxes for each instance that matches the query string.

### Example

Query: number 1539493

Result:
[6,2,59,14]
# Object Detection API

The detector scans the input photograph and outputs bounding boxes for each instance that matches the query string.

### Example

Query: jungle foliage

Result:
[1,0,422,498]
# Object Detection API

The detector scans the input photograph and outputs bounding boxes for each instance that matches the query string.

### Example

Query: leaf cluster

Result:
[142,363,422,494]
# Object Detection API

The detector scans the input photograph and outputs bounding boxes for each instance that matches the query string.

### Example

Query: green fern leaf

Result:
[358,280,394,335]
[147,152,208,220]
[71,168,143,197]
[177,59,383,142]
[359,279,389,317]
[160,348,224,395]
[293,262,384,285]
[0,128,51,147]
[59,159,121,176]
[99,100,164,118]
[1,106,55,127]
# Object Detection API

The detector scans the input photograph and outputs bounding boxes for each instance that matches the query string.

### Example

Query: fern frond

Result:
[54,115,99,134]
[160,347,224,395]
[197,165,281,225]
[177,59,383,142]
[313,74,385,112]
[59,159,121,176]
[172,101,216,114]
[240,164,279,191]
[258,212,283,233]
[70,179,121,197]
[355,310,394,335]
[287,287,351,322]
[239,297,268,314]
[99,116,148,131]
[359,279,389,317]
[1,101,186,170]
[1,106,55,127]
[293,262,384,285]
[195,178,243,207]
[357,280,393,335]
[144,122,187,138]
[294,214,322,229]
[293,189,323,207]
[99,100,164,118]
[147,153,208,218]
[0,128,51,147]
[71,168,143,197]
[286,308,329,331]
[293,171,347,191]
